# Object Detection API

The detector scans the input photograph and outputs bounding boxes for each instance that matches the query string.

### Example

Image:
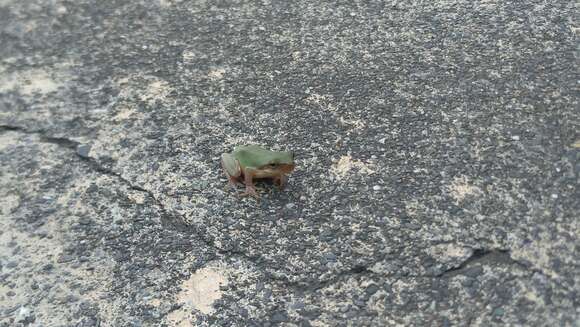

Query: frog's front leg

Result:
[240,169,260,199]
[273,174,287,190]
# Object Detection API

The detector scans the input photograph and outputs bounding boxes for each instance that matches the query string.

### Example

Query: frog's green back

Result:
[234,145,294,168]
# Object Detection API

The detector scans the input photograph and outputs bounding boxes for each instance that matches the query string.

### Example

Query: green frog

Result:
[221,145,295,198]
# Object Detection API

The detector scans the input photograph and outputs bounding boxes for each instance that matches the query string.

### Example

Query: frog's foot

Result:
[230,178,242,188]
[274,175,287,190]
[240,185,260,199]
[223,172,242,189]
[239,171,260,199]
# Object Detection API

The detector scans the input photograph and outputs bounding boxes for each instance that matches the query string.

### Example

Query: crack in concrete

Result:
[437,249,512,277]
[1,125,563,294]
[0,124,265,272]
[0,124,188,231]
[437,248,560,288]
[278,264,374,294]
[278,247,562,294]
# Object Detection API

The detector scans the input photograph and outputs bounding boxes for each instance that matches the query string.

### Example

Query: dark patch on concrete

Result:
[439,249,513,277]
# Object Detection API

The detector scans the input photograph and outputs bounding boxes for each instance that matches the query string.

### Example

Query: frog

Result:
[221,145,295,198]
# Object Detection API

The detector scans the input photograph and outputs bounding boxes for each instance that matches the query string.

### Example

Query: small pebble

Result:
[15,306,32,323]
[365,284,379,295]
[493,307,505,316]
[56,6,68,15]
[340,304,351,313]
[76,144,91,158]
[324,253,337,261]
[6,261,18,268]
[290,301,305,310]
[373,185,381,191]
[271,312,288,322]
[57,254,75,263]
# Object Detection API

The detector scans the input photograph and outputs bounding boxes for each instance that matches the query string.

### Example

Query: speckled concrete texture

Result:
[1,0,578,326]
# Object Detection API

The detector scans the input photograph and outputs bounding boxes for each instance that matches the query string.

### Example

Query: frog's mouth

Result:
[278,163,295,174]
[254,163,295,178]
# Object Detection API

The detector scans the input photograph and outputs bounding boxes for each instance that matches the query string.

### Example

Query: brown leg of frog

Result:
[222,171,240,194]
[240,171,260,199]
[221,158,242,194]
[274,175,287,189]
[226,175,241,192]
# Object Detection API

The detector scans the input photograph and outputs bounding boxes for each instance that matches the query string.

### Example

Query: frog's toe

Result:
[241,186,260,199]
[273,176,287,189]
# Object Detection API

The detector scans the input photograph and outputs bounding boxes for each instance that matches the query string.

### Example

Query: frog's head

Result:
[234,145,296,174]
[261,151,295,174]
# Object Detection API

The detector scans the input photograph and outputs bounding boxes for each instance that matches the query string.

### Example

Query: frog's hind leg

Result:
[221,153,242,193]
[225,175,242,191]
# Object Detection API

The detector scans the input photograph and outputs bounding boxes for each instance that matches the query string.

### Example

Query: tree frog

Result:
[221,145,295,198]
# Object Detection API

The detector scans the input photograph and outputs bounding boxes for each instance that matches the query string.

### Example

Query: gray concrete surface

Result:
[1,0,578,326]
